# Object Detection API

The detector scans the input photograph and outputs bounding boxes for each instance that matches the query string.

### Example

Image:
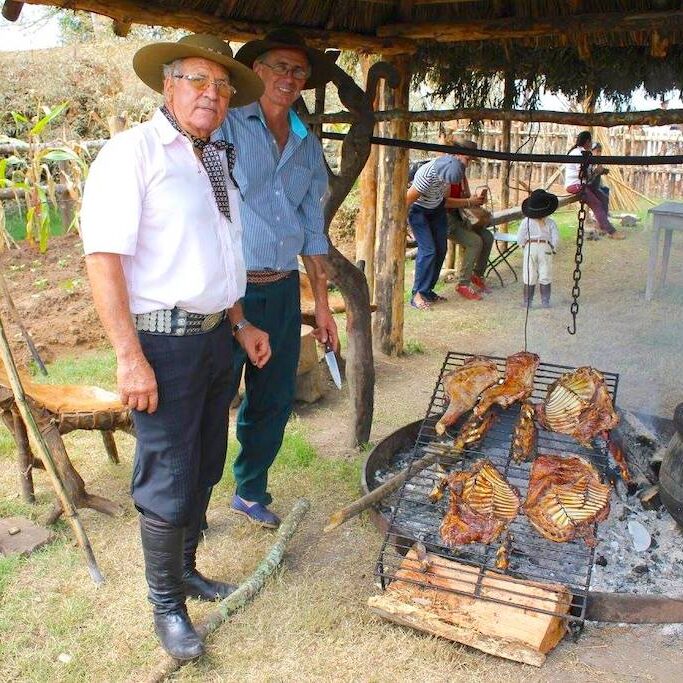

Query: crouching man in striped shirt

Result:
[220,30,339,529]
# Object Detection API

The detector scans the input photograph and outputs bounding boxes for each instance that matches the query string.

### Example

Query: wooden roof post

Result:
[355,54,380,297]
[1,1,24,21]
[499,72,514,233]
[373,52,410,356]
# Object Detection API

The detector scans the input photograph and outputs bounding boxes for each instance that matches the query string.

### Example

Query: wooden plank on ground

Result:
[368,548,571,667]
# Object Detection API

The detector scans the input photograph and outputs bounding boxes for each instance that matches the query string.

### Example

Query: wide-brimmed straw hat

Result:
[521,189,559,219]
[235,28,336,90]
[133,33,264,107]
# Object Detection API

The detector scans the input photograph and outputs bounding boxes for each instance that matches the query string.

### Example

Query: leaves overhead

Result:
[414,43,683,110]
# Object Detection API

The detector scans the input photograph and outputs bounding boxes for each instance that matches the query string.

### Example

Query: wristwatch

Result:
[232,319,251,335]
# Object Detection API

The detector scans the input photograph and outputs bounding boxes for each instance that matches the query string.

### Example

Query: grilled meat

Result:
[453,409,496,451]
[440,460,520,546]
[608,435,631,483]
[474,351,540,418]
[436,357,500,435]
[511,400,537,462]
[524,454,611,547]
[535,367,619,448]
[495,532,514,571]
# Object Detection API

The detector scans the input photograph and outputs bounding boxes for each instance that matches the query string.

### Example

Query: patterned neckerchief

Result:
[160,105,238,222]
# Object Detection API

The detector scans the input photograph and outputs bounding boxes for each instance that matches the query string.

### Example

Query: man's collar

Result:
[153,108,222,145]
[244,101,308,139]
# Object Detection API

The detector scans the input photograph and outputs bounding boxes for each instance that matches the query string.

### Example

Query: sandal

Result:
[410,296,432,310]
[427,293,448,303]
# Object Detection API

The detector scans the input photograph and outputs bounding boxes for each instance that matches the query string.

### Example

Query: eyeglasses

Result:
[173,73,237,98]
[258,61,310,81]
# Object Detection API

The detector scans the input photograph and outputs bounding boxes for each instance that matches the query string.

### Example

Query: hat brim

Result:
[521,193,559,219]
[133,42,264,107]
[235,40,336,90]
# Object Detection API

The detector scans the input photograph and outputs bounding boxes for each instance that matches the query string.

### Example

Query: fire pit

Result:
[373,352,618,633]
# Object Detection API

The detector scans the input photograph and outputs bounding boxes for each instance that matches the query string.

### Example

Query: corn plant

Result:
[0,102,88,252]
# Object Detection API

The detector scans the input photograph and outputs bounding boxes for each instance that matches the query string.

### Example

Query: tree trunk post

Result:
[355,55,380,297]
[499,72,514,235]
[374,53,410,357]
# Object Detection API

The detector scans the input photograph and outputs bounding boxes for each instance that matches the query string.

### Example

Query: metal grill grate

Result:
[376,351,620,630]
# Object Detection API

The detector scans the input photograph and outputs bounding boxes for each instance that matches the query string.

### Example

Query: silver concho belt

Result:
[133,308,226,336]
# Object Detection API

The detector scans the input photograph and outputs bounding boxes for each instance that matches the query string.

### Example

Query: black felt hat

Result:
[521,189,559,219]
[235,28,336,90]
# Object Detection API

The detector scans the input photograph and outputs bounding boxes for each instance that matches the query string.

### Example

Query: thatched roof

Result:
[11,0,683,104]
[14,1,683,55]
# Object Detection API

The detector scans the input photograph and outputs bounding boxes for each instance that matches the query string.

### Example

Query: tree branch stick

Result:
[324,443,458,533]
[140,498,310,683]
[0,311,103,584]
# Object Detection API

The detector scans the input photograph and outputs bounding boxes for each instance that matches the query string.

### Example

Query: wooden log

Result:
[369,548,571,667]
[139,498,310,683]
[355,55,380,297]
[1,408,35,503]
[377,9,683,43]
[0,312,104,584]
[374,53,410,357]
[499,73,514,233]
[1,1,23,21]
[100,430,119,465]
[324,442,458,532]
[305,107,683,128]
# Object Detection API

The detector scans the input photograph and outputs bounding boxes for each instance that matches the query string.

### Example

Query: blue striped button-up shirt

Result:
[220,102,329,271]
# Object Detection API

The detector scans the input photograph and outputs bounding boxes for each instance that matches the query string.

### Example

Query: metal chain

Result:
[567,153,590,335]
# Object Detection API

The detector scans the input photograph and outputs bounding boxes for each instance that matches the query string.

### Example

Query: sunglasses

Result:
[174,73,236,98]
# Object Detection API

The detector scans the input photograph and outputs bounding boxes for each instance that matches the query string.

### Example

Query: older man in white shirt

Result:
[81,34,269,661]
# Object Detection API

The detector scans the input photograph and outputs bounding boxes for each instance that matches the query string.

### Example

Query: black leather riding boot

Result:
[540,283,551,308]
[183,488,237,601]
[523,284,535,307]
[139,515,204,660]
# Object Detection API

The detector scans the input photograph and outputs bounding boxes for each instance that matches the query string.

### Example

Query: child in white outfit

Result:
[517,189,559,308]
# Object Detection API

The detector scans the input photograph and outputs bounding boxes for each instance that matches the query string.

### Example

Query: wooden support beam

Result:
[355,55,380,297]
[306,107,683,128]
[499,73,514,234]
[373,54,410,357]
[1,1,23,21]
[112,19,131,37]
[377,9,683,43]
[18,0,415,55]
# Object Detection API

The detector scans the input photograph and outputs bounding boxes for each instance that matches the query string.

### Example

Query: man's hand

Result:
[312,308,339,351]
[117,352,158,413]
[236,325,271,369]
[470,194,486,207]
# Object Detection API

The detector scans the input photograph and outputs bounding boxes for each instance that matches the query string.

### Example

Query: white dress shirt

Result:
[517,217,559,249]
[81,109,246,314]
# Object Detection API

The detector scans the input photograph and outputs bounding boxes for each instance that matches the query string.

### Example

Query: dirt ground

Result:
[0,221,682,681]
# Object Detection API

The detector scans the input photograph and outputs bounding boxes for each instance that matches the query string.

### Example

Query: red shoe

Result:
[471,274,493,294]
[456,284,482,301]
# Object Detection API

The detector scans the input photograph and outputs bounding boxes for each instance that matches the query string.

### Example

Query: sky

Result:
[1,6,681,110]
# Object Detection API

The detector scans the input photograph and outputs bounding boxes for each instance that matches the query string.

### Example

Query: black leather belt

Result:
[134,308,226,336]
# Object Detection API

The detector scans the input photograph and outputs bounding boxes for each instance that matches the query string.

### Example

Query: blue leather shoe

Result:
[230,495,281,529]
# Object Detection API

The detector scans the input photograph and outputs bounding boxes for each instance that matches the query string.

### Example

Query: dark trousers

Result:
[229,273,301,505]
[409,202,448,297]
[131,322,233,527]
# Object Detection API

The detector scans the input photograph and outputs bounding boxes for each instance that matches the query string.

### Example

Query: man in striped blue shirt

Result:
[220,30,339,528]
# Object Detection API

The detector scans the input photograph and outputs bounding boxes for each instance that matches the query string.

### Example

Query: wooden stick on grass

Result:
[141,497,311,683]
[0,311,104,584]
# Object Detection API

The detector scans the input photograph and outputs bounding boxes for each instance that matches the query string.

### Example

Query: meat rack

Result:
[375,351,620,633]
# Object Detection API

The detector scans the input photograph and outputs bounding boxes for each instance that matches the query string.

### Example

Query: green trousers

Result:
[447,212,494,285]
[229,273,301,505]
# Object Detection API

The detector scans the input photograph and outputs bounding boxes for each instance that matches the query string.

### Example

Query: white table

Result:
[646,201,683,301]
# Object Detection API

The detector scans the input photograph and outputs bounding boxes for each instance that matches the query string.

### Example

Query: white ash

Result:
[591,495,683,596]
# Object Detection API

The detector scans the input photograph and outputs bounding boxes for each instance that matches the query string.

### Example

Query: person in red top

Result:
[443,137,494,300]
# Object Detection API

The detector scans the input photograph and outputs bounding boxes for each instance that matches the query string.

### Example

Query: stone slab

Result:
[0,516,53,556]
